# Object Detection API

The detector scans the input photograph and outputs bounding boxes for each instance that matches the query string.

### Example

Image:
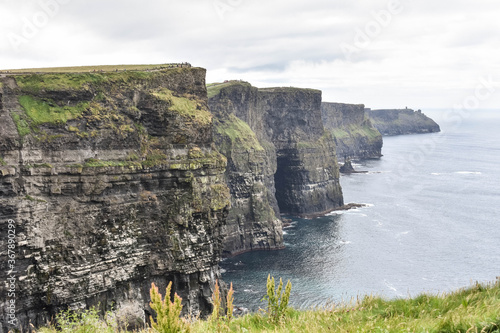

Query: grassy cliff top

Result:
[206,80,252,98]
[258,86,321,94]
[0,63,191,73]
[38,279,500,332]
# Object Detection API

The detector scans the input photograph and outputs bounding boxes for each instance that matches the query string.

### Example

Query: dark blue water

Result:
[221,110,500,311]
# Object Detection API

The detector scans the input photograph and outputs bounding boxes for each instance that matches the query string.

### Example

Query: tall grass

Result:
[36,279,500,333]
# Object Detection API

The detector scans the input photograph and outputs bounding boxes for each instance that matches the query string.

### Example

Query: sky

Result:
[1,0,499,109]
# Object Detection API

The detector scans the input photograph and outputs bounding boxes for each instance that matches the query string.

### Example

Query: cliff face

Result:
[258,88,343,215]
[367,108,440,135]
[0,68,230,331]
[208,83,283,256]
[321,102,382,162]
[208,82,343,253]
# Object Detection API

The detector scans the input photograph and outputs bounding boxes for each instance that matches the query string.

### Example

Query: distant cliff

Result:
[0,68,230,331]
[208,81,343,255]
[367,108,440,135]
[321,102,382,162]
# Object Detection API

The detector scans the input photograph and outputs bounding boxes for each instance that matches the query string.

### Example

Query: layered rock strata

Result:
[208,82,343,256]
[258,88,343,216]
[321,102,382,162]
[0,68,230,331]
[208,83,283,256]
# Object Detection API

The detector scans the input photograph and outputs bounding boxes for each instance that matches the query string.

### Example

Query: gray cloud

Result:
[1,0,499,108]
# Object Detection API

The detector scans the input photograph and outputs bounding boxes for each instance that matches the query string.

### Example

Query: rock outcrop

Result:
[208,83,283,257]
[0,68,230,331]
[321,102,382,162]
[208,81,343,256]
[367,108,440,135]
[258,88,343,216]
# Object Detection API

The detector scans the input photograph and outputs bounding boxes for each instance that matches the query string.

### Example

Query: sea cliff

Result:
[367,108,440,135]
[0,68,230,331]
[208,82,283,256]
[321,102,382,162]
[208,81,344,255]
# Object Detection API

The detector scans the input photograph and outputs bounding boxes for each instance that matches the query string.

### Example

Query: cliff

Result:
[367,108,440,135]
[257,88,343,216]
[208,82,343,256]
[321,102,382,162]
[208,82,283,256]
[0,68,230,331]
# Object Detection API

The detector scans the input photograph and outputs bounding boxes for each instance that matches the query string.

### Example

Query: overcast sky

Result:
[1,0,499,109]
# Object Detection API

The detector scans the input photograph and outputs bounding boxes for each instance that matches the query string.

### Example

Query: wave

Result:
[455,171,482,175]
[339,240,352,245]
[384,280,397,292]
[346,212,367,217]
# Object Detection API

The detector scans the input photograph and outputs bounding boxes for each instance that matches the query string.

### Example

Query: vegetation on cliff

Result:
[214,114,264,152]
[0,66,230,330]
[368,108,440,135]
[321,102,383,161]
[207,81,252,99]
[37,279,500,332]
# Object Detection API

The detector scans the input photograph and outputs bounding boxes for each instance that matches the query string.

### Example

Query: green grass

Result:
[206,80,252,98]
[11,112,31,136]
[37,280,500,332]
[24,195,47,203]
[331,123,381,141]
[18,95,89,126]
[215,114,264,151]
[258,86,321,94]
[152,88,212,126]
[82,158,142,168]
[0,157,6,166]
[4,63,186,73]
[16,73,106,94]
[15,71,157,94]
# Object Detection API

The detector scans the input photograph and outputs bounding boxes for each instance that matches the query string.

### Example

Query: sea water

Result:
[221,109,500,311]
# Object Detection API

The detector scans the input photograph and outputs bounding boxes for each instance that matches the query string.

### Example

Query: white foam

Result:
[384,280,399,294]
[455,171,482,175]
[339,240,352,245]
[395,231,410,238]
[347,213,367,217]
[326,211,344,216]
[431,172,443,176]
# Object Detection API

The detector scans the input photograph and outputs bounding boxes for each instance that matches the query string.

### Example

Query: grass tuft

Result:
[36,279,500,333]
[215,114,264,152]
[152,88,212,126]
[18,95,88,126]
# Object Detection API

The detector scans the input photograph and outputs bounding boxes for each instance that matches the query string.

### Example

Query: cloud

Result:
[1,0,499,109]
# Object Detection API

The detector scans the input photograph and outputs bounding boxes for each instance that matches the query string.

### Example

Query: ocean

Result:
[220,109,500,311]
